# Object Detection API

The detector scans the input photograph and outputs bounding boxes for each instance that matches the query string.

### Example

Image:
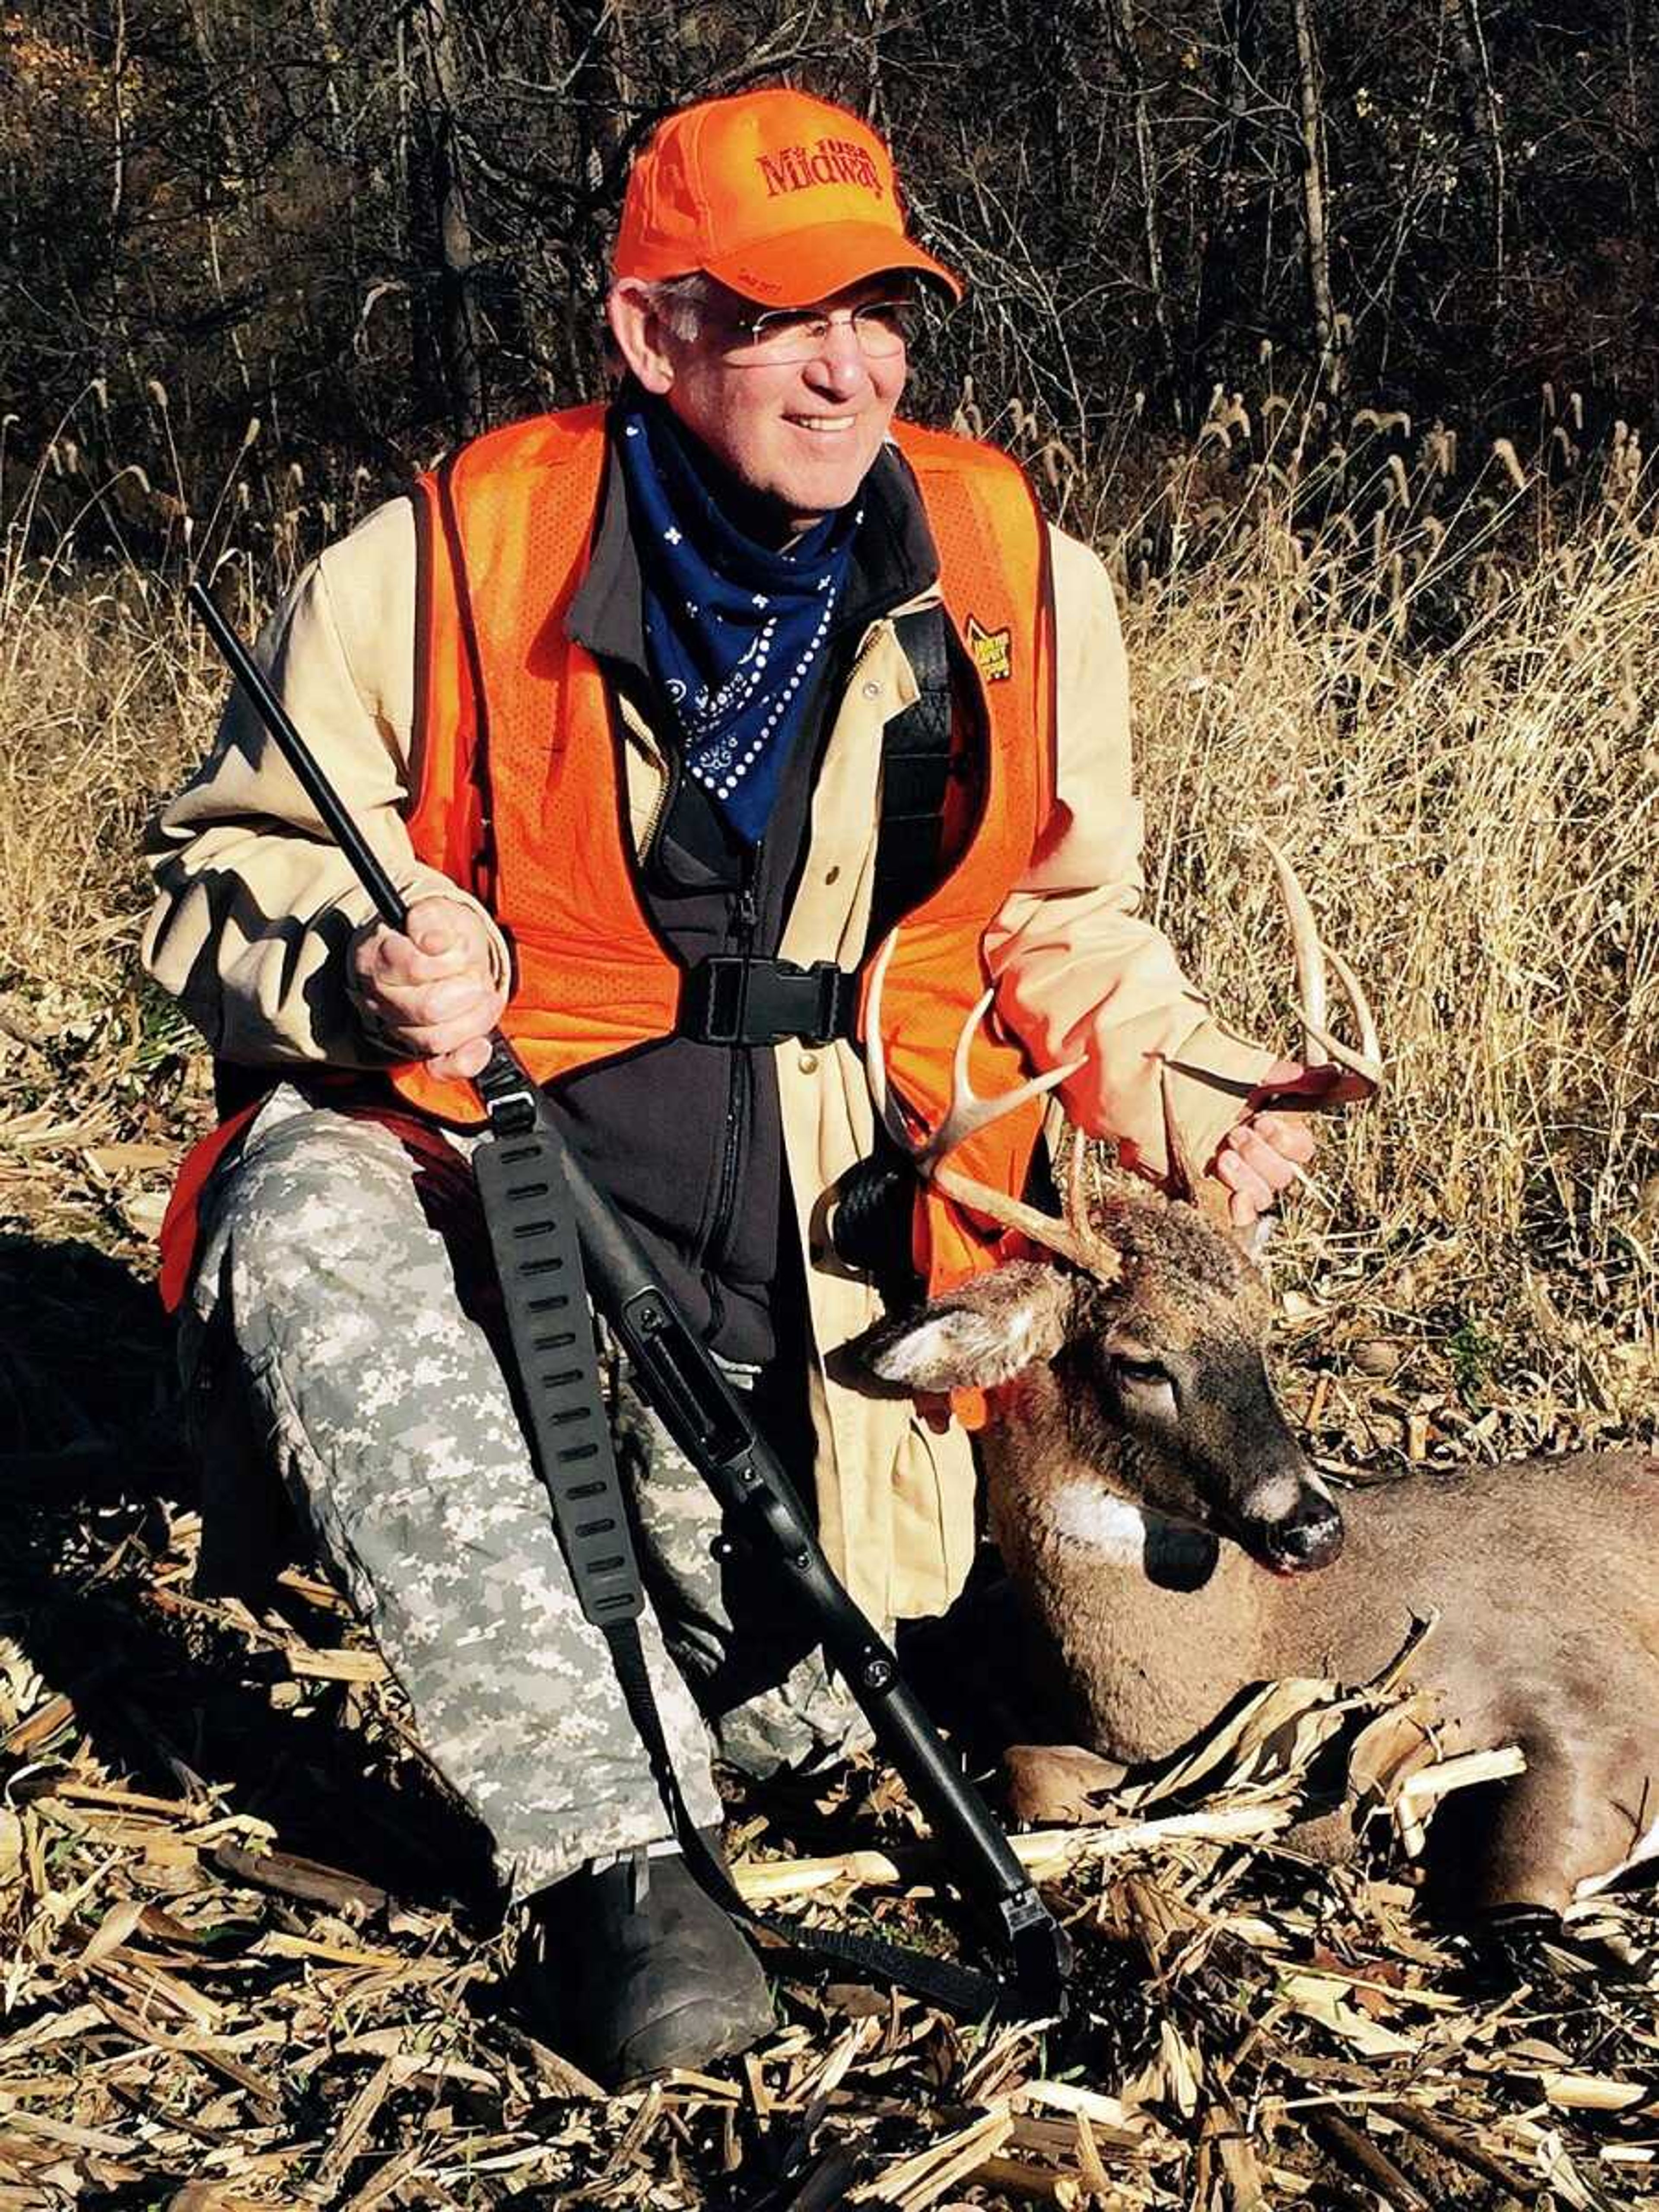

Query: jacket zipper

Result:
[842,620,891,701]
[697,842,762,1340]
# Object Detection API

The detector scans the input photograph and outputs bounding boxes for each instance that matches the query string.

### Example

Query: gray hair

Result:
[641,271,718,340]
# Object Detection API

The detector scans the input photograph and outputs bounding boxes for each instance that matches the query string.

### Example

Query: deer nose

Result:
[1261,1500,1344,1574]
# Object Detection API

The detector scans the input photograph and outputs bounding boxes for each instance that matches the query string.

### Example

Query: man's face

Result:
[621,276,911,537]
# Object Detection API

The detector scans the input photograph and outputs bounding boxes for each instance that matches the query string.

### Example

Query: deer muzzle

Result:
[1242,1481,1345,1575]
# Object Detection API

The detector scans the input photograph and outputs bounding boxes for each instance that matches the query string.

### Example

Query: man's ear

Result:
[606,280,676,394]
[849,1261,1079,1394]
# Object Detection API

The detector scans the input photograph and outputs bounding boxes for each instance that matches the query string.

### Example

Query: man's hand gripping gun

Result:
[186,582,1072,2024]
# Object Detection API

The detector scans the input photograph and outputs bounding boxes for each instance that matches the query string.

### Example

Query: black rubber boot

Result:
[519,1832,775,2088]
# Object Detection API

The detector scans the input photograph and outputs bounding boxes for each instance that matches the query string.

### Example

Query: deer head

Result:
[856,1154,1345,1574]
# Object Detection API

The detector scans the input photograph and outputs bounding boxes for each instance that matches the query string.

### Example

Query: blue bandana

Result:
[619,396,861,844]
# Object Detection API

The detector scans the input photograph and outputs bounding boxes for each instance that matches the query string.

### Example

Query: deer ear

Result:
[852,1262,1079,1393]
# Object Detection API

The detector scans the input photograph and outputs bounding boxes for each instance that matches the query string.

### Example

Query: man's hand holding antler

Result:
[1209,1059,1370,1229]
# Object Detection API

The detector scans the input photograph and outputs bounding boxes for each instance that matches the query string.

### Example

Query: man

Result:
[144,87,1319,2087]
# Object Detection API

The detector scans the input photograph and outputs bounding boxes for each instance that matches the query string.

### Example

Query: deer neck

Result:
[985,1423,1274,1766]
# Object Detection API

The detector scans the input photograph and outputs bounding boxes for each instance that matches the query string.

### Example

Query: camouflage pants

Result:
[183,1087,867,1901]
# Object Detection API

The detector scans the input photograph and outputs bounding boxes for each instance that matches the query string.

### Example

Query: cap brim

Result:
[701,220,964,307]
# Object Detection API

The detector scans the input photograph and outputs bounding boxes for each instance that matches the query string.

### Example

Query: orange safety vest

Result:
[396,404,1056,1296]
[159,407,1058,1313]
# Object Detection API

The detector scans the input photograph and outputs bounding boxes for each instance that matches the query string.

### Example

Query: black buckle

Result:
[680,957,856,1048]
[474,1038,540,1135]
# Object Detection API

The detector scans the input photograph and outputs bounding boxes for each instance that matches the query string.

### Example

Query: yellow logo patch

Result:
[966,615,1012,684]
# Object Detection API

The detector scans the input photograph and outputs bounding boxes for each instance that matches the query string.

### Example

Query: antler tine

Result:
[1160,1062,1209,1207]
[1260,833,1327,1064]
[922,987,1083,1170]
[1320,945,1383,1087]
[933,1162,1109,1273]
[864,928,1102,1271]
[1063,1124,1090,1230]
[1260,833,1384,1095]
[863,929,919,1155]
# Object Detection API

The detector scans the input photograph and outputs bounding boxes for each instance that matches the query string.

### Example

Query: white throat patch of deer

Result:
[854,1170,1659,1919]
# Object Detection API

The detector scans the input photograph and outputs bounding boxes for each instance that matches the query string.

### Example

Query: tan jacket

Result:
[144,486,1273,1621]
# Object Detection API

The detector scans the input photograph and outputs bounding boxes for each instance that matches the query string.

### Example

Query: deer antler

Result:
[1260,834,1384,1094]
[864,932,1105,1271]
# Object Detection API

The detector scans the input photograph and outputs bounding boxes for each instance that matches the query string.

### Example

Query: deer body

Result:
[855,865,1654,1920]
[985,1385,1659,1913]
[859,1189,1659,1918]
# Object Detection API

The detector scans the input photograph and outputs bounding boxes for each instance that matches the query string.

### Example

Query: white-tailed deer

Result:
[852,856,1659,1920]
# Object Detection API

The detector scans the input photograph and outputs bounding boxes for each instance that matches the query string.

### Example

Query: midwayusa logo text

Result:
[758,139,885,199]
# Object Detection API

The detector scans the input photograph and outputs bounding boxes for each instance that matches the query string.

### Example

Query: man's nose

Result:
[804,325,871,394]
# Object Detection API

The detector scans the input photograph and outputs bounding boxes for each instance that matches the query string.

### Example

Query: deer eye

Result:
[1112,1356,1171,1389]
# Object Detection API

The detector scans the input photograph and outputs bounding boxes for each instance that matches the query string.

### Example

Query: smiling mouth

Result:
[788,417,858,436]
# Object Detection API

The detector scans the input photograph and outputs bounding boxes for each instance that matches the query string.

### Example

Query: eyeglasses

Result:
[722,298,921,366]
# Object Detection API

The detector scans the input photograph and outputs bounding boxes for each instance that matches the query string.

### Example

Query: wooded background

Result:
[4,0,1656,511]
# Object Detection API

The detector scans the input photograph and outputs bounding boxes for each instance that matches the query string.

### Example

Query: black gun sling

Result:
[825,604,960,1284]
[474,1061,1067,2021]
[871,604,957,940]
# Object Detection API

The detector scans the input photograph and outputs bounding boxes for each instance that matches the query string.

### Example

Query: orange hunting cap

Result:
[613,88,964,308]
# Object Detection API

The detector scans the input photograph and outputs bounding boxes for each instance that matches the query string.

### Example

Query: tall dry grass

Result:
[1110,399,1659,1424]
[0,397,356,1100]
[0,390,1654,1428]
[0,406,239,1004]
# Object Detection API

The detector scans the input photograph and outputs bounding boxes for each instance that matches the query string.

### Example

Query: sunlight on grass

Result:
[1,384,1654,1428]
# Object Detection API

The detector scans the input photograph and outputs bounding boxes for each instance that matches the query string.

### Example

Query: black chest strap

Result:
[868,603,957,947]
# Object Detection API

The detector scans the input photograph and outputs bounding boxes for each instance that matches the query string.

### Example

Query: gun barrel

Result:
[187,581,410,936]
